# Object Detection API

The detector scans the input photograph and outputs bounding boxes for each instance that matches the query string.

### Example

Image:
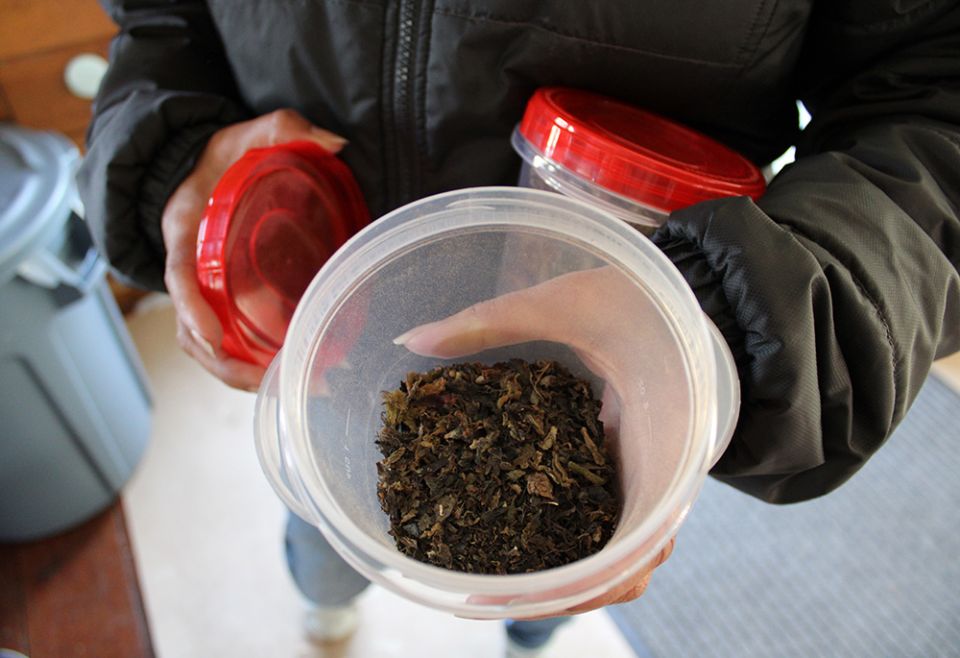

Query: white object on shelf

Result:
[64,53,109,100]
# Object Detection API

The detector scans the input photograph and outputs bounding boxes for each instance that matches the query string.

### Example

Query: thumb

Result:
[307,126,349,154]
[391,269,604,358]
[392,287,553,358]
[259,108,348,154]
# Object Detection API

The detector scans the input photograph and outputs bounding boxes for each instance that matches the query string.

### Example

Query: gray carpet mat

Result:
[607,374,960,658]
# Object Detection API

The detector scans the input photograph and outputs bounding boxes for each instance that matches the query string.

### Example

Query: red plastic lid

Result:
[197,141,370,367]
[517,87,766,212]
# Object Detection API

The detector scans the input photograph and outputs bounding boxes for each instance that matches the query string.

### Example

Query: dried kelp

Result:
[375,359,620,574]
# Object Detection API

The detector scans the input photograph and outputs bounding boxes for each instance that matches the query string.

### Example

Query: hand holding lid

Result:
[161,109,352,390]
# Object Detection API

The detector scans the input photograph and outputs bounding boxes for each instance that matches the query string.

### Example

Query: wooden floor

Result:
[0,502,153,658]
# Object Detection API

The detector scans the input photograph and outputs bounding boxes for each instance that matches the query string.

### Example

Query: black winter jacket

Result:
[78,0,960,503]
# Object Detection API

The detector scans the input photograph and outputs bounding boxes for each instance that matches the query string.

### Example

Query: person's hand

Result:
[547,537,673,617]
[162,109,347,390]
[394,266,681,616]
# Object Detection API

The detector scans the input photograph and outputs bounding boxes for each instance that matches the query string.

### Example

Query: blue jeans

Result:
[285,514,568,648]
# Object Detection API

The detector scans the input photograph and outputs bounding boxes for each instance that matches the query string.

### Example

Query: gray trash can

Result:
[0,124,152,542]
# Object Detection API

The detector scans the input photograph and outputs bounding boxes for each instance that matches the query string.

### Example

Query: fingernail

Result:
[190,328,217,359]
[311,127,349,148]
[392,325,424,346]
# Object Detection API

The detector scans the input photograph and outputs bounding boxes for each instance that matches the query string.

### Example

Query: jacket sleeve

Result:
[76,0,249,291]
[653,1,960,503]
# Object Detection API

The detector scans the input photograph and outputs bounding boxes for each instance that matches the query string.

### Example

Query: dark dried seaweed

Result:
[375,359,620,574]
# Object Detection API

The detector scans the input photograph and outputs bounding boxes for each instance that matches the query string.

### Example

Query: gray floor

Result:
[609,375,960,658]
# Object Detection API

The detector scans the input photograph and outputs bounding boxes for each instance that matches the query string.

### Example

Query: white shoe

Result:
[505,636,549,658]
[304,601,360,644]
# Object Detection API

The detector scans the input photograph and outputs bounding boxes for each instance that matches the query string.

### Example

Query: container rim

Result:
[512,127,670,229]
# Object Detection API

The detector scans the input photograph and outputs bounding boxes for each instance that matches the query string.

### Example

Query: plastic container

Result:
[254,186,739,618]
[197,141,369,367]
[0,124,152,541]
[512,87,766,232]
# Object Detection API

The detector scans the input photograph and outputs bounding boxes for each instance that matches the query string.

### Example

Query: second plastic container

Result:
[512,87,767,231]
[254,186,739,618]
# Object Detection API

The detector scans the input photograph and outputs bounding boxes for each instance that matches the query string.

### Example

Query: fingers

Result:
[175,319,265,391]
[465,538,676,621]
[167,206,266,391]
[657,537,675,567]
[560,538,676,616]
[392,298,514,357]
[162,176,224,351]
[256,108,348,153]
[165,258,223,345]
[392,267,627,364]
[393,267,653,396]
[394,278,570,358]
[160,107,346,390]
[606,540,674,602]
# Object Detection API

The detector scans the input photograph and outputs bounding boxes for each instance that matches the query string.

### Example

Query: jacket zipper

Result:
[390,0,420,207]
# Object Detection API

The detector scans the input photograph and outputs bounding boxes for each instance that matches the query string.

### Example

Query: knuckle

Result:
[206,128,228,152]
[224,375,247,391]
[163,262,188,295]
[464,302,494,350]
[218,367,249,391]
[464,301,486,323]
[175,324,192,351]
[468,297,498,326]
[163,270,178,294]
[622,575,652,602]
[267,108,289,124]
[265,108,300,142]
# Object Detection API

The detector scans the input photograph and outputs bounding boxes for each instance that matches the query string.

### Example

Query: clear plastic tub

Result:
[512,87,766,233]
[254,186,739,618]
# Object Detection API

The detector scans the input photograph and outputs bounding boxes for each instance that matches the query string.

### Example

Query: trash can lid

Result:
[0,125,79,285]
